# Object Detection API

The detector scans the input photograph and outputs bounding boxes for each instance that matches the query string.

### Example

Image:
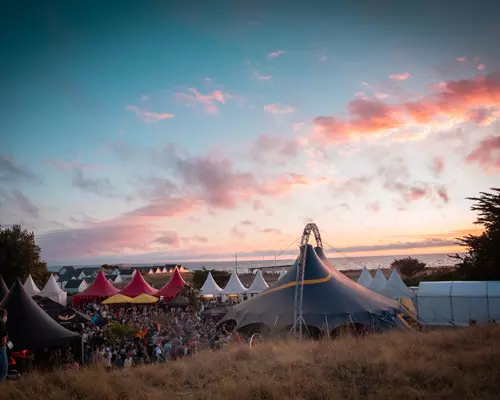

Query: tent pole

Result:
[324,314,329,338]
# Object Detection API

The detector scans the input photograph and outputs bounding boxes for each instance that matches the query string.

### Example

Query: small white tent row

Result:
[221,272,247,296]
[39,275,67,305]
[367,268,387,293]
[247,270,269,295]
[417,281,500,326]
[200,271,223,297]
[357,267,373,287]
[23,274,41,297]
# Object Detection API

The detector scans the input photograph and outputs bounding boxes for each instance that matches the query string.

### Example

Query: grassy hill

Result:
[3,324,499,399]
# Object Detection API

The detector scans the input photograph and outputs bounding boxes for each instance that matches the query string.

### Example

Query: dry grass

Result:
[3,325,500,400]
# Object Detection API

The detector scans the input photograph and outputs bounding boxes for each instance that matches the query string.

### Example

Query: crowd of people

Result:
[74,300,241,369]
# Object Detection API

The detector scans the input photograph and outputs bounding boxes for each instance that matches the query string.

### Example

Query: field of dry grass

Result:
[3,324,500,400]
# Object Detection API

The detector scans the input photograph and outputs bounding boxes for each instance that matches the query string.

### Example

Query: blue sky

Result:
[1,1,499,265]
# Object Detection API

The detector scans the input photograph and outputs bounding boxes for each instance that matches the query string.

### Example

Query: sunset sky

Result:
[1,1,499,265]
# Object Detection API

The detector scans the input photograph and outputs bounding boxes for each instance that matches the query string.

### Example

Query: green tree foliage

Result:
[391,257,426,277]
[0,225,50,287]
[191,269,231,289]
[452,188,500,280]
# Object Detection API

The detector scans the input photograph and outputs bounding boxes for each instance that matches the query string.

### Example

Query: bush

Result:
[391,257,426,277]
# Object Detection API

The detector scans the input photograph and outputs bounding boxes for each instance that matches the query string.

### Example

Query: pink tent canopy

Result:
[72,270,119,306]
[155,267,187,299]
[119,271,157,297]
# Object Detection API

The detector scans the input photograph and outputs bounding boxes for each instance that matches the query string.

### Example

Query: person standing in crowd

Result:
[0,309,9,383]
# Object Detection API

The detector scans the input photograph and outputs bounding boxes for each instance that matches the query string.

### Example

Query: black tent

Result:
[0,275,8,302]
[0,279,80,350]
[33,295,91,324]
[221,245,407,333]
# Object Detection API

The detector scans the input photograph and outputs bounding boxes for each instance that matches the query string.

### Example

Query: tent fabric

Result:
[102,294,133,304]
[119,271,157,297]
[278,270,287,280]
[33,296,90,324]
[248,270,269,294]
[221,272,247,295]
[357,268,373,287]
[200,271,223,296]
[367,268,387,294]
[221,245,405,332]
[130,293,159,304]
[73,270,120,305]
[155,267,187,298]
[155,268,162,274]
[39,275,67,305]
[0,279,79,350]
[380,269,413,299]
[0,276,9,302]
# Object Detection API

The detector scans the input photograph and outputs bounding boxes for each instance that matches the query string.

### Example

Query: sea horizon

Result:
[47,251,462,273]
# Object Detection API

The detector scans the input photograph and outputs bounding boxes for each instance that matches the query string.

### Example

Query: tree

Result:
[452,188,500,280]
[191,269,230,289]
[0,225,50,288]
[391,257,426,277]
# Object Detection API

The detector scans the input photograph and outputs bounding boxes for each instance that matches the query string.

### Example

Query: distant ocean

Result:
[48,252,459,273]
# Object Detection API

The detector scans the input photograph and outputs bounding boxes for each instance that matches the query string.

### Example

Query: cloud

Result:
[125,197,198,217]
[45,159,100,171]
[332,176,373,197]
[366,202,380,213]
[430,157,445,176]
[456,57,467,62]
[478,64,486,71]
[11,190,40,219]
[264,104,295,115]
[436,186,450,203]
[375,92,390,100]
[254,72,272,80]
[0,155,37,183]
[181,235,209,244]
[261,227,282,235]
[173,88,234,115]
[465,136,500,172]
[267,50,285,59]
[319,55,328,63]
[154,231,182,247]
[240,220,255,226]
[314,99,403,141]
[389,72,410,81]
[72,167,116,197]
[126,105,174,123]
[313,71,500,144]
[250,134,300,163]
[230,225,246,239]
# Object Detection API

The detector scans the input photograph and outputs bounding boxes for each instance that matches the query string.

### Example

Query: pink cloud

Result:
[314,71,500,143]
[436,186,450,203]
[264,104,295,115]
[366,202,380,213]
[389,72,410,81]
[173,88,233,115]
[126,105,174,123]
[319,55,328,63]
[431,157,445,176]
[465,136,500,172]
[268,50,285,59]
[261,227,282,235]
[478,64,486,71]
[254,72,272,80]
[154,231,182,247]
[250,133,300,163]
[125,197,199,217]
[456,57,467,62]
[375,92,390,100]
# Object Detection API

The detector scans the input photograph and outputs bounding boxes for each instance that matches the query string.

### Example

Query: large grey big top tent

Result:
[221,245,406,333]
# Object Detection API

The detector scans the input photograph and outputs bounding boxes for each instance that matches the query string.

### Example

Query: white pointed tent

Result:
[380,269,413,299]
[148,269,154,275]
[155,268,162,274]
[161,267,167,274]
[357,267,373,287]
[222,272,247,296]
[248,270,269,294]
[367,268,387,294]
[39,275,67,305]
[23,274,40,297]
[200,271,223,297]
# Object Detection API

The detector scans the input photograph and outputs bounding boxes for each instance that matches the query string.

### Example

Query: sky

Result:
[1,1,499,265]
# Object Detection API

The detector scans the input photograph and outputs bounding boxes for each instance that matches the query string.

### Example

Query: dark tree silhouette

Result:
[0,225,50,287]
[452,188,500,280]
[391,257,426,277]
